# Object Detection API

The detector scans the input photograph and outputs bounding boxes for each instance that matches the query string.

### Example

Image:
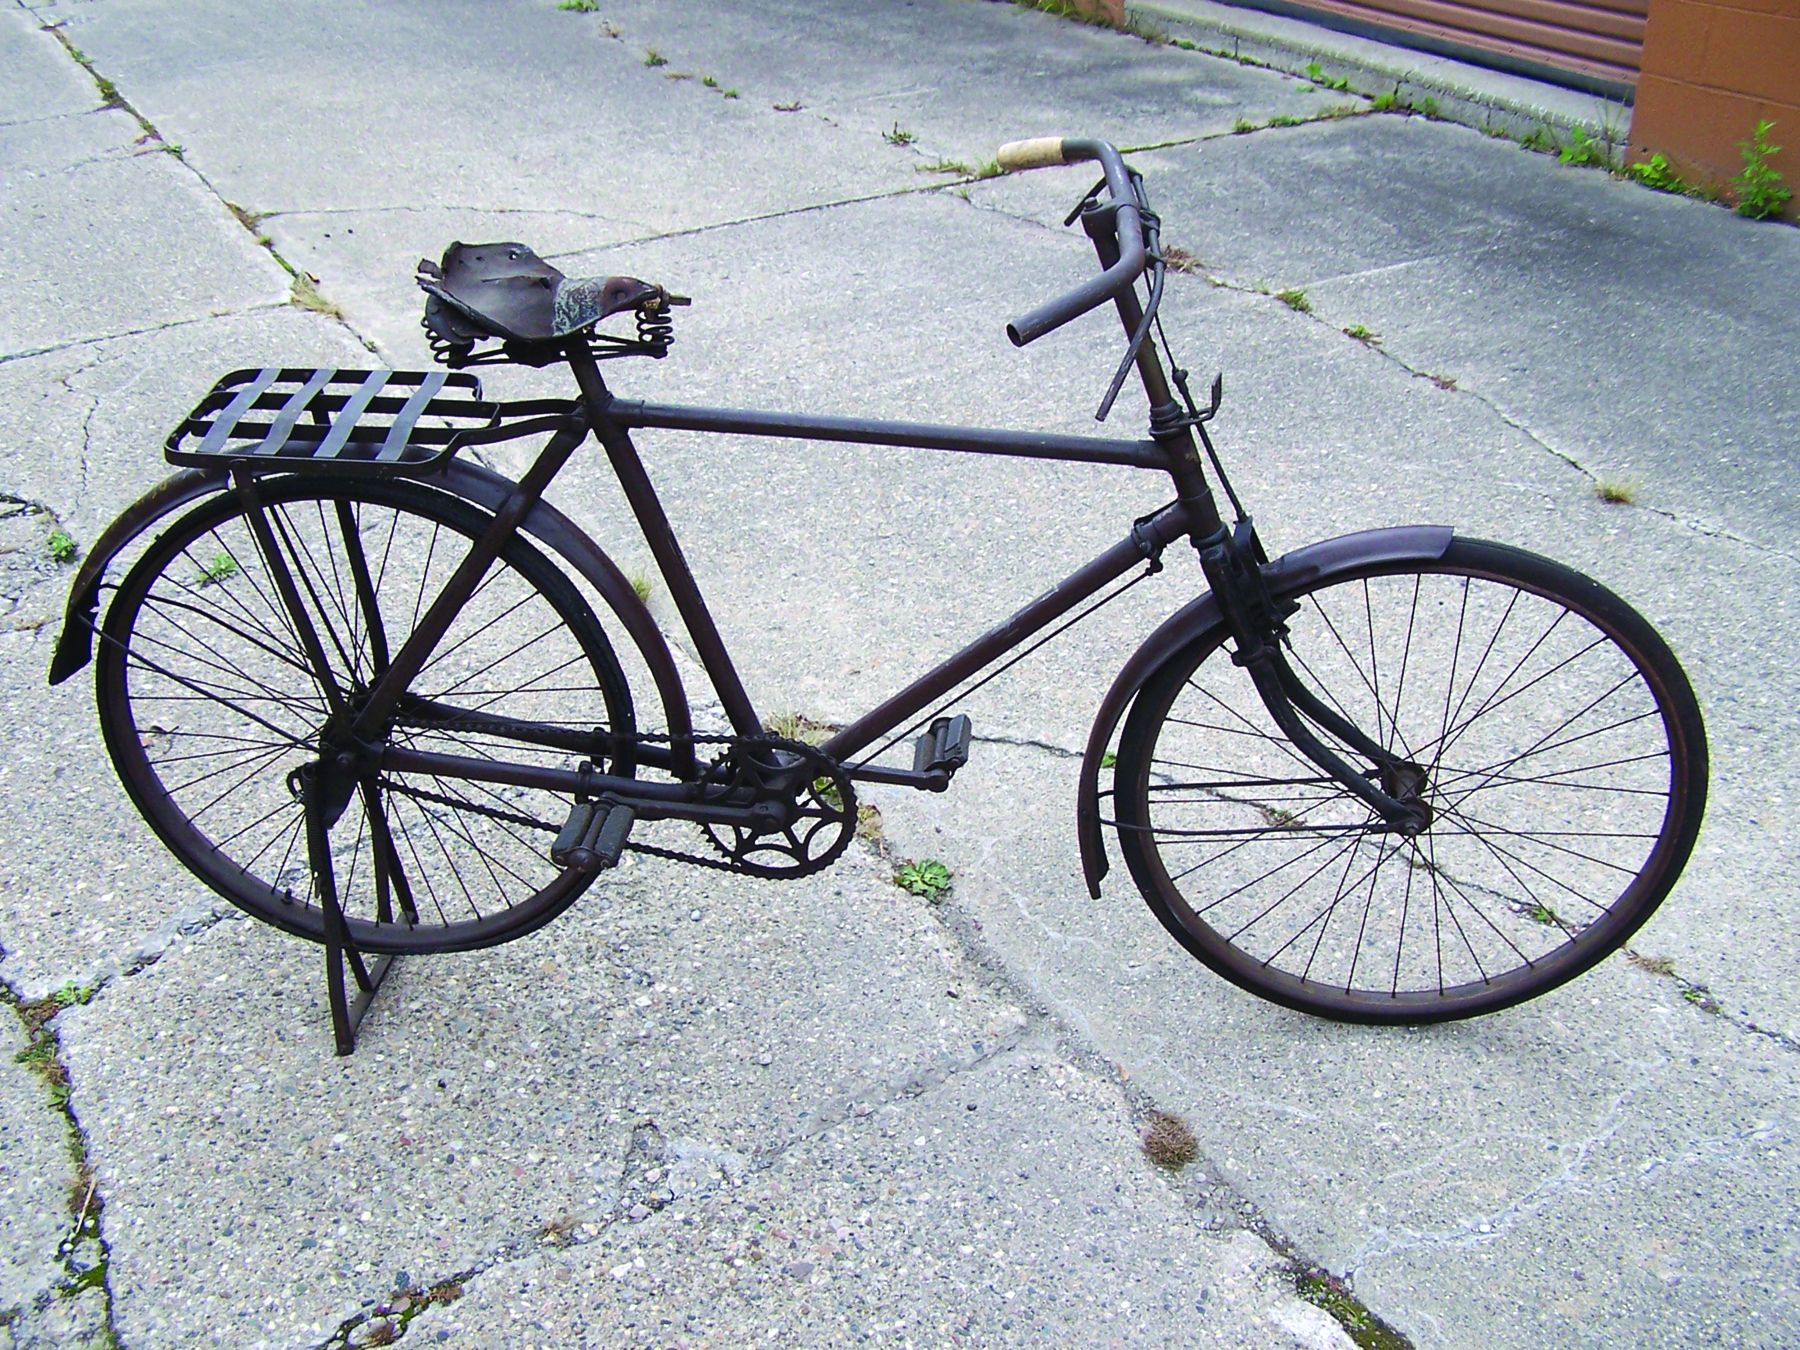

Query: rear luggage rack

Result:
[165,368,579,475]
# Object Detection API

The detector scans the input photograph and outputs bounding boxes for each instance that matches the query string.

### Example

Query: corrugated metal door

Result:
[1277,0,1651,90]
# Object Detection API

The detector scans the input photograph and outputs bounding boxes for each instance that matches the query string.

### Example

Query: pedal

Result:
[912,715,973,789]
[551,800,635,872]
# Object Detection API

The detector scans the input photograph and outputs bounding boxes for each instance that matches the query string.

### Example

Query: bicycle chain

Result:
[375,730,854,878]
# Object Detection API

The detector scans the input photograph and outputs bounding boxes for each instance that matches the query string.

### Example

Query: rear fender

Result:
[48,460,695,771]
[49,467,227,685]
[1076,525,1455,897]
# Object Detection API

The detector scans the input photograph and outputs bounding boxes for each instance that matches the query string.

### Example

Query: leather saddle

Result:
[417,242,661,346]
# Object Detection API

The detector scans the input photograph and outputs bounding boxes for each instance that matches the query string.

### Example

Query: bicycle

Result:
[51,138,1708,1054]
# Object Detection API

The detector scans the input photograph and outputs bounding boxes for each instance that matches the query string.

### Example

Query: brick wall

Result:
[1628,0,1800,218]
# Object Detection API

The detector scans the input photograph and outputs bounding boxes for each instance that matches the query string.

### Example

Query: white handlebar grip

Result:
[996,137,1067,171]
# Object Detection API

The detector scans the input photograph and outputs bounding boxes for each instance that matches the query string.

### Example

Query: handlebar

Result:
[996,137,1147,347]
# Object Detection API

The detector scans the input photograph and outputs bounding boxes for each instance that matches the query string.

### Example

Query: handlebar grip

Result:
[996,137,1067,171]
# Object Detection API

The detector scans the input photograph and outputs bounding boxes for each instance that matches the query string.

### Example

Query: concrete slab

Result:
[55,834,1046,1346]
[867,740,1800,1349]
[0,4,99,127]
[0,109,287,360]
[405,1037,1347,1349]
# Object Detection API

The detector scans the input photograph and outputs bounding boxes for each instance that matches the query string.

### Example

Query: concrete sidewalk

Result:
[2,1,1796,1346]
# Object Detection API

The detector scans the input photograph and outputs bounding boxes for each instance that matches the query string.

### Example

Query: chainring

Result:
[698,736,857,879]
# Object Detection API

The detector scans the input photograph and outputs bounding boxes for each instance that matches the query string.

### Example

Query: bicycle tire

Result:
[1113,536,1707,1022]
[96,476,635,954]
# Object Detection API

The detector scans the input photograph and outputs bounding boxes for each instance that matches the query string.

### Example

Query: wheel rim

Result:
[1118,547,1702,1020]
[98,479,632,953]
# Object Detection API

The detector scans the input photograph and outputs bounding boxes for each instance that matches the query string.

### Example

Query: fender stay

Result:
[1076,525,1454,897]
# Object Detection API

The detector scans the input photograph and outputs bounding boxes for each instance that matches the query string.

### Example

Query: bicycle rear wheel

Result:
[96,477,634,953]
[1113,537,1707,1022]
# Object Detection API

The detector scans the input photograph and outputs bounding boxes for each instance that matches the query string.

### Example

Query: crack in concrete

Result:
[0,970,122,1346]
[1643,960,1800,1056]
[0,304,289,368]
[265,203,649,229]
[538,181,944,263]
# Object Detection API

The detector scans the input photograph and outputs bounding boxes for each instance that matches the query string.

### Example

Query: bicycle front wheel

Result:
[96,477,635,953]
[1113,537,1707,1022]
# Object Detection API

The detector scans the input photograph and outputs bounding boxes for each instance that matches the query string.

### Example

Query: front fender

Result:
[1076,525,1455,897]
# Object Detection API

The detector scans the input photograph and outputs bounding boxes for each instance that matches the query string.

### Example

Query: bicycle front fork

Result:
[1197,520,1432,836]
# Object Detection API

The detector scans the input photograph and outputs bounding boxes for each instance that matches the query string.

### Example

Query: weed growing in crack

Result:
[195,552,239,587]
[884,122,917,147]
[1682,983,1723,1014]
[765,712,833,746]
[1232,117,1256,134]
[1141,1110,1198,1168]
[14,1038,70,1107]
[628,571,653,603]
[1427,372,1458,390]
[895,858,951,902]
[46,528,78,564]
[1519,126,1557,153]
[643,47,668,67]
[1735,119,1792,220]
[1297,1270,1409,1349]
[538,1212,582,1245]
[1595,478,1639,505]
[774,100,803,112]
[918,158,973,175]
[701,74,718,88]
[1627,951,1677,976]
[1275,287,1312,313]
[1267,113,1304,128]
[1160,244,1203,274]
[1343,323,1379,345]
[1303,61,1351,93]
[974,158,1005,179]
[291,275,344,320]
[1100,750,1118,769]
[1559,126,1615,171]
[1627,153,1685,194]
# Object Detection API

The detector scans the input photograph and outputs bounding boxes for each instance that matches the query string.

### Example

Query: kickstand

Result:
[299,765,395,1057]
